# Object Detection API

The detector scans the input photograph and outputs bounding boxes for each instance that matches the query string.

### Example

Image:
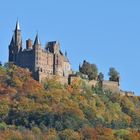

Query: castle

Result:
[8,21,72,82]
[8,21,135,96]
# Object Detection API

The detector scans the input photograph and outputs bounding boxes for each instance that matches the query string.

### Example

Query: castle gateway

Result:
[9,21,72,82]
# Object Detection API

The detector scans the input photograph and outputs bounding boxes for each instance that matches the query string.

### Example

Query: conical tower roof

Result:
[34,34,41,46]
[15,20,20,31]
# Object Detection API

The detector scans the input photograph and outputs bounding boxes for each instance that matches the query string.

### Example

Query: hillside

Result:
[0,63,140,139]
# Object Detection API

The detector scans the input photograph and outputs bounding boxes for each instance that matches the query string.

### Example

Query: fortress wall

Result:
[40,50,53,74]
[39,73,68,84]
[68,75,98,88]
[54,54,64,76]
[18,50,34,71]
[38,71,48,82]
[102,80,120,93]
[63,61,71,77]
[35,49,54,75]
[120,90,135,97]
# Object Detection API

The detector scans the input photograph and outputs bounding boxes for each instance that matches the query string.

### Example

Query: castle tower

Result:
[33,34,41,48]
[33,34,41,79]
[9,20,22,63]
[53,41,63,76]
[14,20,22,52]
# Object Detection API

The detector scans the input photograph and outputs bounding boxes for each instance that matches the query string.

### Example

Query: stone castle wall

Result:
[102,80,120,93]
[68,75,120,93]
[17,50,34,72]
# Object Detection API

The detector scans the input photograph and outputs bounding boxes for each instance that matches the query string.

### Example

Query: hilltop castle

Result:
[8,21,72,82]
[8,21,135,96]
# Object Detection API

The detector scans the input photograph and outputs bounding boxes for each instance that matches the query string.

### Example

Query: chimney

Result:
[26,39,33,49]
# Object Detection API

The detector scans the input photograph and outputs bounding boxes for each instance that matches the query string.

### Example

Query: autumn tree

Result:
[108,67,119,82]
[79,60,98,80]
[0,62,140,139]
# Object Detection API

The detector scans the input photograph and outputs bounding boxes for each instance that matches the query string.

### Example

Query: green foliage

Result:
[98,72,104,81]
[59,129,80,140]
[0,122,7,130]
[108,67,120,82]
[0,63,139,139]
[114,129,129,139]
[79,60,98,80]
[44,76,64,90]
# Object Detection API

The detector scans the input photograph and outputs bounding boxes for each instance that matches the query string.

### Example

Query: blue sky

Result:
[0,0,140,95]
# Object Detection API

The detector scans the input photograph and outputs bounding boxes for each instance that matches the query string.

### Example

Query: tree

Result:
[89,64,98,80]
[59,129,81,140]
[79,60,91,75]
[108,67,119,82]
[98,72,104,87]
[98,72,104,82]
[79,60,98,80]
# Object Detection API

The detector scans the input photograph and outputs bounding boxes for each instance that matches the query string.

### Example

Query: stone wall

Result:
[18,50,34,72]
[102,80,120,93]
[120,90,135,97]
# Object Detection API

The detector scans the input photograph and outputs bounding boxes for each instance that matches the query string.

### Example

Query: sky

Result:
[0,0,140,95]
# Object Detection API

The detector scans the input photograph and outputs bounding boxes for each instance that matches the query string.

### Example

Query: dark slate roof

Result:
[34,34,41,46]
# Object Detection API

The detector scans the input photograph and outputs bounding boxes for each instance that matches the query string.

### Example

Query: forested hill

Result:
[0,63,140,140]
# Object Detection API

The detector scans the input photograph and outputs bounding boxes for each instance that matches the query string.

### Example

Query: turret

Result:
[14,20,22,52]
[33,34,41,49]
[9,20,22,63]
[26,39,33,49]
[45,41,60,54]
[33,34,41,72]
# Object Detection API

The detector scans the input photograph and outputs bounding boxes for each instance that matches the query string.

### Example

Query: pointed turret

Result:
[15,20,20,31]
[34,34,41,46]
[9,20,22,63]
[14,20,22,51]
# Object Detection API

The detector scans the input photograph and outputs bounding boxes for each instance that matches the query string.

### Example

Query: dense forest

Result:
[0,63,140,139]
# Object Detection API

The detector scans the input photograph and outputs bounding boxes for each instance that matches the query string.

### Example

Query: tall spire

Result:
[15,20,20,31]
[34,33,41,46]
[14,20,22,52]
